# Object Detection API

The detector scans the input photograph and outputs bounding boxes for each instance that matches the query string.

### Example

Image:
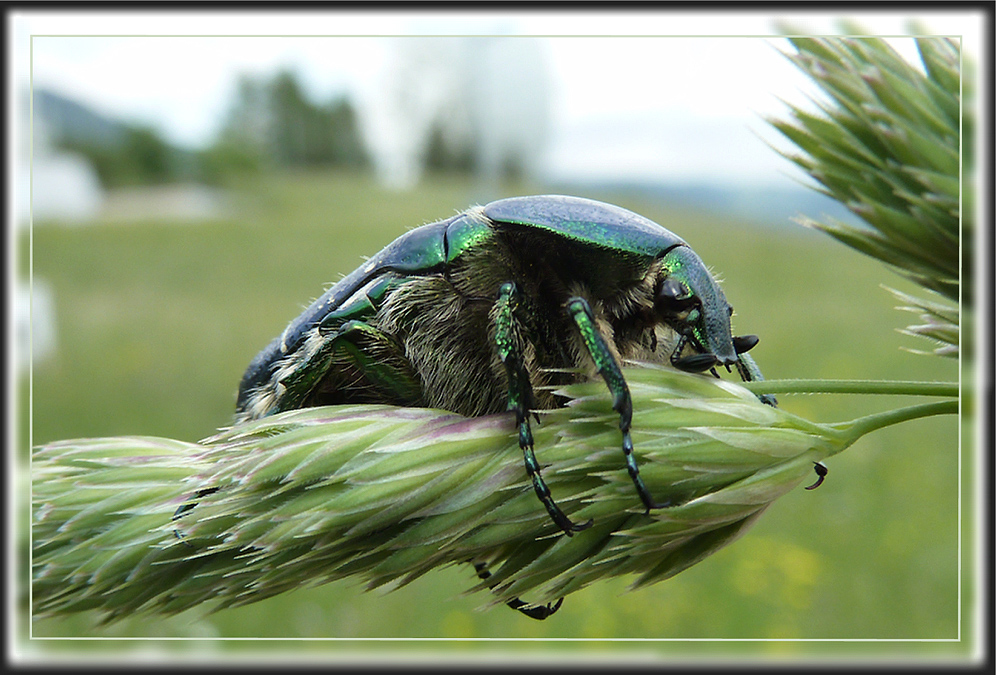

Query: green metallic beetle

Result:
[237,195,773,536]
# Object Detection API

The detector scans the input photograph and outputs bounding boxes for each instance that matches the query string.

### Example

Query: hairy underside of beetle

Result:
[300,233,685,419]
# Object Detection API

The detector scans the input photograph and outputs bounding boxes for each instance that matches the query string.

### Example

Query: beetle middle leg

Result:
[494,282,592,536]
[670,333,722,373]
[566,296,668,514]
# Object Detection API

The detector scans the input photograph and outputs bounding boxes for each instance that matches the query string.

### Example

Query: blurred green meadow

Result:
[21,170,963,657]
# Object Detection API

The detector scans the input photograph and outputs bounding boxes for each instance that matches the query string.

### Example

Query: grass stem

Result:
[741,378,959,397]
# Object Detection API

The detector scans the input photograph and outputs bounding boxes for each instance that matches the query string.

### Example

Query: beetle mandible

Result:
[237,194,773,535]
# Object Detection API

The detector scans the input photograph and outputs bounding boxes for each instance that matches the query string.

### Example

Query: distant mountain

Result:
[31,88,205,187]
[34,88,128,148]
[547,178,863,229]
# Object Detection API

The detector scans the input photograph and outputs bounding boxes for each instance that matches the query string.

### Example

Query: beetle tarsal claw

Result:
[805,462,829,490]
[569,518,594,533]
[511,596,564,620]
[643,498,672,513]
[473,560,565,620]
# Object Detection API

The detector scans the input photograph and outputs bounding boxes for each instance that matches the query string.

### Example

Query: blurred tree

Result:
[123,125,174,183]
[270,70,324,166]
[325,98,367,167]
[37,69,365,189]
[198,75,269,182]
[203,68,368,181]
[57,123,194,188]
[424,120,474,173]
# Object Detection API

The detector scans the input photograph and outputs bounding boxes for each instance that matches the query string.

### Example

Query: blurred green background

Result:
[20,168,963,657]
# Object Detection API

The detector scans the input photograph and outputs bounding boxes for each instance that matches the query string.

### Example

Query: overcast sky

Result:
[10,8,985,187]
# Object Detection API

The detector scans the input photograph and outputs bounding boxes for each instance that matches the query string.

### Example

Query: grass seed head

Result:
[32,366,849,619]
[769,35,967,359]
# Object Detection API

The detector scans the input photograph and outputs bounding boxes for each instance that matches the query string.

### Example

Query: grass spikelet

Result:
[769,33,969,358]
[34,365,953,621]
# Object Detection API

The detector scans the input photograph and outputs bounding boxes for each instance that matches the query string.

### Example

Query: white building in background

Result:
[360,36,552,190]
[24,148,104,224]
[14,90,91,375]
[16,97,104,226]
[14,279,57,375]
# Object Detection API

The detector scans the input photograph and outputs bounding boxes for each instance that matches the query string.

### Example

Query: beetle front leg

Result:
[731,337,777,407]
[566,296,668,513]
[670,333,721,373]
[495,282,592,536]
[276,320,422,413]
[269,332,340,414]
[325,321,423,405]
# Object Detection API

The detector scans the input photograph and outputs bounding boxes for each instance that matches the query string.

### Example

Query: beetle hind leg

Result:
[495,282,592,536]
[566,296,670,514]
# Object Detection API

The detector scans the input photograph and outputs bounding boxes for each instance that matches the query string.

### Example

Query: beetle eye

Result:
[655,278,695,312]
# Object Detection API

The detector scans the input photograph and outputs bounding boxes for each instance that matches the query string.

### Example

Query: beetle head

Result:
[655,246,738,372]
